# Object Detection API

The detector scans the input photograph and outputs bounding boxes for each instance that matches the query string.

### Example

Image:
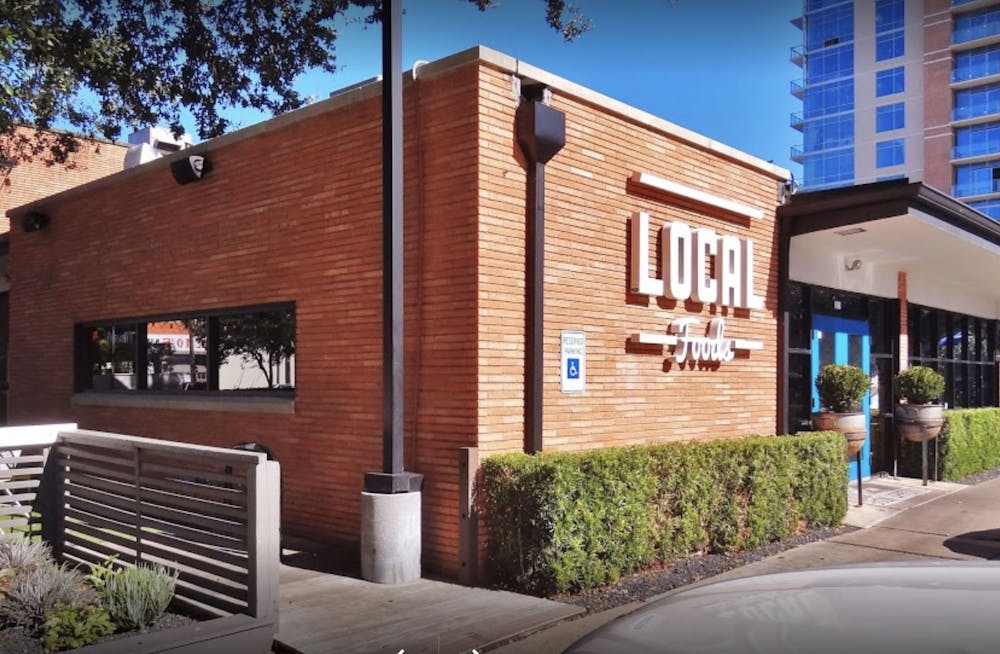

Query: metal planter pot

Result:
[895,403,944,442]
[813,411,866,457]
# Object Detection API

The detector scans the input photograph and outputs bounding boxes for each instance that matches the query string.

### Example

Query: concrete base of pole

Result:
[361,490,421,584]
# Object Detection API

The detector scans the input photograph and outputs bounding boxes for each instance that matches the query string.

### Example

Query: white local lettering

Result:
[630,212,764,310]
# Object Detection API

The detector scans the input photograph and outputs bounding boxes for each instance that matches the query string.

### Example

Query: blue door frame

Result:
[811,315,871,481]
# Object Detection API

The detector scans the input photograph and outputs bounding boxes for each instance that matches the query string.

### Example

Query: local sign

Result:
[629,212,764,364]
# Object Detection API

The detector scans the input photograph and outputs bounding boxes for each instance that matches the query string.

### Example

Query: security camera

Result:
[21,211,50,233]
[170,154,212,185]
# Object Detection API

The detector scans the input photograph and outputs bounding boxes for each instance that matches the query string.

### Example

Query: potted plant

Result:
[894,365,946,442]
[813,364,870,457]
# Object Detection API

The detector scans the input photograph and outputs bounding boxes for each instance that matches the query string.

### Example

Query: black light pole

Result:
[516,85,566,454]
[364,0,421,494]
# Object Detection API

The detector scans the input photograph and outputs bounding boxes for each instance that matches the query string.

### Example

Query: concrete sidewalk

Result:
[492,474,1000,653]
[273,539,582,654]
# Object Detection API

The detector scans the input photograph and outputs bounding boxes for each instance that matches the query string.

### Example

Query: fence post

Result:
[247,458,281,629]
[458,446,479,586]
[38,445,59,551]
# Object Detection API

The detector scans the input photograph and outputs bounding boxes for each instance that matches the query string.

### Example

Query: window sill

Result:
[71,392,295,415]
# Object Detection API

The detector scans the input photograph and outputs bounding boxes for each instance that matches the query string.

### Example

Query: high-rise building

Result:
[792,0,1000,219]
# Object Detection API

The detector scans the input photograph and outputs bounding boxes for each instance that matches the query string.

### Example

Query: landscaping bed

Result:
[0,536,200,653]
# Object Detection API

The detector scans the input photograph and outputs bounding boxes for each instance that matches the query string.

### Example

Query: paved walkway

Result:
[270,476,1000,654]
[273,542,582,654]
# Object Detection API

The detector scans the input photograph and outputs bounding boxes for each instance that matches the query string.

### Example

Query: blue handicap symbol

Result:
[566,358,580,380]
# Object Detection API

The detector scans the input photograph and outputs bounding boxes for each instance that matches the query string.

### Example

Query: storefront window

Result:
[76,304,295,393]
[82,325,138,391]
[907,303,998,408]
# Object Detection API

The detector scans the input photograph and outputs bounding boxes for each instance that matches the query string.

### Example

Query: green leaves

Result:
[895,365,946,405]
[898,408,1000,481]
[816,364,870,413]
[477,432,848,595]
[1,0,595,166]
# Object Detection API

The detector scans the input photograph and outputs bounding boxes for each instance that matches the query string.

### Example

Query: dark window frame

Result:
[75,302,296,396]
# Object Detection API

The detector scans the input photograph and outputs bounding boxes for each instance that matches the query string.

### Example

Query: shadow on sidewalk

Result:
[281,535,362,577]
[943,529,1000,560]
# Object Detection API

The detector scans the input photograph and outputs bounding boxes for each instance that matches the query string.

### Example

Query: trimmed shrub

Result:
[477,432,847,595]
[816,364,870,413]
[899,408,1000,481]
[895,366,945,404]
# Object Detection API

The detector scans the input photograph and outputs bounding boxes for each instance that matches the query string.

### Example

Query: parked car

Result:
[564,563,1000,654]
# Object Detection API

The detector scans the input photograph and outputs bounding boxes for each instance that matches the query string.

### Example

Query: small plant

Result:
[41,604,115,652]
[86,554,119,593]
[815,364,870,413]
[0,560,97,635]
[98,562,178,631]
[0,536,52,570]
[895,365,945,405]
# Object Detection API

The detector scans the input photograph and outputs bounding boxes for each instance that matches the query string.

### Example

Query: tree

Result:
[0,0,590,165]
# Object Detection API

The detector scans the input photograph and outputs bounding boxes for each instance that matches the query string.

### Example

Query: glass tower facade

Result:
[794,0,856,190]
[792,0,1000,221]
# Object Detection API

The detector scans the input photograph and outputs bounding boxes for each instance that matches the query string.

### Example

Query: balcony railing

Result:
[953,17,1000,45]
[953,137,1000,158]
[790,145,805,164]
[952,62,1000,83]
[954,179,1000,196]
[791,112,804,130]
[791,79,805,98]
[790,45,805,67]
[953,103,1000,121]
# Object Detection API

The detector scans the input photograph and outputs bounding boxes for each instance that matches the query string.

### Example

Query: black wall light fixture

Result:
[170,154,212,185]
[21,210,50,233]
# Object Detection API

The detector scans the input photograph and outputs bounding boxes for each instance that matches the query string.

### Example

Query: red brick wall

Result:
[8,55,787,579]
[922,5,954,193]
[476,64,783,456]
[0,128,127,234]
[8,65,481,576]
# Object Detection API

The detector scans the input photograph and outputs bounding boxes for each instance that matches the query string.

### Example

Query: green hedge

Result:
[476,432,847,595]
[899,408,1000,481]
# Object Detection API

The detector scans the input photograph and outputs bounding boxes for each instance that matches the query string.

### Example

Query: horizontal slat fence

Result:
[0,425,279,630]
[0,424,75,538]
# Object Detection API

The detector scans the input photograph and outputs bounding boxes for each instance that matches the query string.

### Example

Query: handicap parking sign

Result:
[560,331,585,393]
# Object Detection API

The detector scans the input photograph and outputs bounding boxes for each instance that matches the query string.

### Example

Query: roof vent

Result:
[124,127,194,169]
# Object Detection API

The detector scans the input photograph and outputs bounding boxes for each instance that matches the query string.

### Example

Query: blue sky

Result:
[220,0,804,175]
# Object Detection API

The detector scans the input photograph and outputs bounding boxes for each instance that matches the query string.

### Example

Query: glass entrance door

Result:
[811,315,871,480]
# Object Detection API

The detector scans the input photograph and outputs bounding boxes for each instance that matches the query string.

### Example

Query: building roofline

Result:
[779,179,1000,247]
[9,45,789,219]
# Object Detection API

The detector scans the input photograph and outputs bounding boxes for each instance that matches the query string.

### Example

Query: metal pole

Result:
[856,450,863,506]
[934,433,939,483]
[922,433,928,487]
[382,0,404,477]
[525,161,544,454]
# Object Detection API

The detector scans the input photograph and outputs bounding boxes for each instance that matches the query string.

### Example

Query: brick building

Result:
[0,128,128,422]
[6,47,998,578]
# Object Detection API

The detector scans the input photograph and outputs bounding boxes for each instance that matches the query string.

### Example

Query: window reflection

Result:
[88,325,137,390]
[77,305,295,393]
[147,319,207,391]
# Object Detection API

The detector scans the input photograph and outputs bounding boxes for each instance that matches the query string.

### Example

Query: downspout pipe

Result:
[516,85,566,454]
